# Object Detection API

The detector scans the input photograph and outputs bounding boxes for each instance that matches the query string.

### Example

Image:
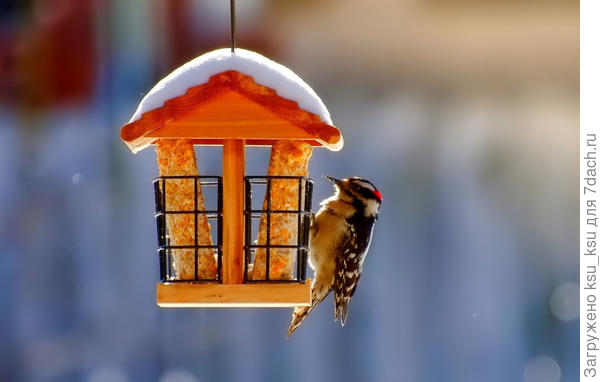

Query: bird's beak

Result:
[325,175,343,186]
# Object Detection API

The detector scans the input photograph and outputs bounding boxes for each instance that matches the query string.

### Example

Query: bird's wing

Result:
[333,226,364,325]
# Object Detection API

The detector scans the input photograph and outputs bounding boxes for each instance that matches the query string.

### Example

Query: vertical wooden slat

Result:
[222,139,245,284]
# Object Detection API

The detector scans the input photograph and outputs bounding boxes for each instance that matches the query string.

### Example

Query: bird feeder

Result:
[120,49,343,308]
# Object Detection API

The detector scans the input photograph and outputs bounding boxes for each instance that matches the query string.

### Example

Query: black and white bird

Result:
[287,176,381,337]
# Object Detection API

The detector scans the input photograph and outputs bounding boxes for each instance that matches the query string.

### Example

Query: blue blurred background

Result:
[0,1,578,381]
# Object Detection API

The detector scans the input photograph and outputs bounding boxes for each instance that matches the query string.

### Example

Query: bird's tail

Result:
[334,294,350,326]
[287,288,328,338]
[287,306,313,338]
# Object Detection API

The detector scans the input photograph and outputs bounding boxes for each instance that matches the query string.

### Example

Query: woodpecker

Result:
[287,176,381,337]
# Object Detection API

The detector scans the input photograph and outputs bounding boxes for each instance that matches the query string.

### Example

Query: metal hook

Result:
[230,0,236,52]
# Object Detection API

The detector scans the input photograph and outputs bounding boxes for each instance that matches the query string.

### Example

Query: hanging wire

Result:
[230,0,236,52]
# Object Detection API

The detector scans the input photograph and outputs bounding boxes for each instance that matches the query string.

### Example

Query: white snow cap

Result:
[129,48,333,125]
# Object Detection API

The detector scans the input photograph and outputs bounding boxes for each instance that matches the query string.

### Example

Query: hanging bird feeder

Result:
[120,48,343,308]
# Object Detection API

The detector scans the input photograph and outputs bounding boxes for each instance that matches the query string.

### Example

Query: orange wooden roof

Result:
[120,71,343,153]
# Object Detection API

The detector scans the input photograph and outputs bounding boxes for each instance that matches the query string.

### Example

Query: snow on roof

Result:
[129,48,333,125]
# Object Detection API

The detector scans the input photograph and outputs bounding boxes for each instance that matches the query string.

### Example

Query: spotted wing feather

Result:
[333,216,375,325]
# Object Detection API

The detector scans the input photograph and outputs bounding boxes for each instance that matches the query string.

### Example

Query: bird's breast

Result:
[308,210,348,271]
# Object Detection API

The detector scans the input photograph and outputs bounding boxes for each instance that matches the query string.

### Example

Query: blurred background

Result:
[0,0,578,381]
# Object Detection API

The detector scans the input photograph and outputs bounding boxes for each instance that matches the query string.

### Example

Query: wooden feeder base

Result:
[156,280,312,308]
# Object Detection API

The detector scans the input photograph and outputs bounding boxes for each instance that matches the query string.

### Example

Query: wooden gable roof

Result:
[120,71,343,153]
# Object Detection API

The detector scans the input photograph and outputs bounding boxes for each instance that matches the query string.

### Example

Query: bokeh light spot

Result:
[72,173,83,185]
[550,282,579,321]
[158,369,199,382]
[523,356,561,382]
[88,365,129,382]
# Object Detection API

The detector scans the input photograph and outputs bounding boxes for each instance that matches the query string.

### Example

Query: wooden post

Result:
[222,139,245,284]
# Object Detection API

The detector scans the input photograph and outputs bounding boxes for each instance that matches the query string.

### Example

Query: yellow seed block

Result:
[250,141,313,280]
[155,139,217,280]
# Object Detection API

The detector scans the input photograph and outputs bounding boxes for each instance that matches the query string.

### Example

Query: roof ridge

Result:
[121,71,342,153]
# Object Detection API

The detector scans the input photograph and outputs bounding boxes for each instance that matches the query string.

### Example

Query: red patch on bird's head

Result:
[373,189,382,202]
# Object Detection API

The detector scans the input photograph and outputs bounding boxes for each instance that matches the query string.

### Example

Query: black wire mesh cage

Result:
[153,175,313,284]
[154,176,223,282]
[244,176,313,283]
